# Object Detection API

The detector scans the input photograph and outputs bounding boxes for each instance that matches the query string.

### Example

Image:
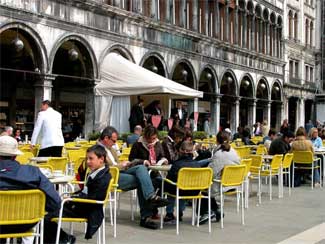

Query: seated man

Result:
[0,136,62,244]
[94,126,169,229]
[127,125,142,146]
[164,141,201,222]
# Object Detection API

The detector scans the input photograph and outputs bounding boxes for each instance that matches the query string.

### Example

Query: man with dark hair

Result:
[269,130,295,155]
[0,136,62,243]
[161,126,185,163]
[96,126,168,230]
[31,100,64,156]
[263,128,277,151]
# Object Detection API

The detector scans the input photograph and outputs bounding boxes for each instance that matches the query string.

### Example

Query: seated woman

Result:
[309,127,323,149]
[161,126,185,164]
[45,145,111,244]
[292,127,320,187]
[199,131,240,224]
[163,141,201,223]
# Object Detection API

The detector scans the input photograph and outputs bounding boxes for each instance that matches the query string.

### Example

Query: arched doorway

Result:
[171,60,196,127]
[256,78,269,123]
[51,37,95,140]
[220,71,237,131]
[142,55,166,77]
[271,81,282,130]
[0,25,44,137]
[239,75,254,128]
[198,67,217,132]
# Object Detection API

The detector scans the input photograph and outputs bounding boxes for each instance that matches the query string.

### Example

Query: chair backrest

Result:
[221,165,247,187]
[292,151,314,164]
[282,153,293,169]
[256,145,267,155]
[0,189,46,225]
[240,158,252,177]
[68,150,86,163]
[247,155,263,174]
[122,147,131,155]
[109,167,120,187]
[269,154,283,170]
[73,156,86,174]
[16,152,35,164]
[103,178,115,207]
[46,157,68,172]
[234,146,251,159]
[177,168,213,191]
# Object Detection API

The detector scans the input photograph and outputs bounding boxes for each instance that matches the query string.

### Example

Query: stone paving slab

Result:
[67,184,325,244]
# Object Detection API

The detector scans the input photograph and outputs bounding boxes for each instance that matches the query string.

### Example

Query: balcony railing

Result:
[290,77,302,85]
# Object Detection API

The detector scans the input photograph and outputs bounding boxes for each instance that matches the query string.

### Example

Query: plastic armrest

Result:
[163,178,176,185]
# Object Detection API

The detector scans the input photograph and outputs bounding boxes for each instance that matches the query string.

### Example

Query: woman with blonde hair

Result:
[309,127,322,148]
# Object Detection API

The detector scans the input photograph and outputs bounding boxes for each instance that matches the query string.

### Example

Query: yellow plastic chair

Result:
[108,167,119,238]
[0,189,46,243]
[251,136,263,145]
[260,154,283,200]
[282,153,293,196]
[16,151,35,164]
[256,145,268,155]
[162,167,213,235]
[121,147,131,155]
[292,151,322,189]
[240,158,252,209]
[247,155,264,205]
[234,146,251,159]
[53,178,114,244]
[41,157,69,173]
[218,164,246,228]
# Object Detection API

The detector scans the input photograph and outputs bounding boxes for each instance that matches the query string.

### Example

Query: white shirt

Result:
[31,107,64,149]
[178,108,183,120]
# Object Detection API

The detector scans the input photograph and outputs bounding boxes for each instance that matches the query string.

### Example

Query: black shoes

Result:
[149,195,169,208]
[59,234,76,244]
[140,217,159,229]
[199,210,223,225]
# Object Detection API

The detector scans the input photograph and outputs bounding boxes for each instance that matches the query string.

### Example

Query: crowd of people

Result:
[1,97,325,243]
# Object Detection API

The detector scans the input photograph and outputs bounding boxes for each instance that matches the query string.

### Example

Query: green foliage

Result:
[158,130,168,140]
[192,131,208,140]
[88,131,100,140]
[120,132,132,142]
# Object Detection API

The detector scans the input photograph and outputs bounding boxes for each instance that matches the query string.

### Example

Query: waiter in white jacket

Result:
[31,100,64,156]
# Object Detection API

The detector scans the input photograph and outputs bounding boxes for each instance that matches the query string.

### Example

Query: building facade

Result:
[0,0,321,136]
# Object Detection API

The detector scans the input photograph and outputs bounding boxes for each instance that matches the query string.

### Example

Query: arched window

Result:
[293,13,298,40]
[288,10,293,39]
[305,18,310,45]
[310,21,314,47]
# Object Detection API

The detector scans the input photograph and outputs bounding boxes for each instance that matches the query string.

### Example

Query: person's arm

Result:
[37,169,61,212]
[31,112,44,145]
[86,171,111,200]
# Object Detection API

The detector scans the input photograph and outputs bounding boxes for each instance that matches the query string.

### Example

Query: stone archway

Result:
[51,37,96,140]
[256,78,270,124]
[239,74,255,128]
[0,25,45,136]
[271,81,282,130]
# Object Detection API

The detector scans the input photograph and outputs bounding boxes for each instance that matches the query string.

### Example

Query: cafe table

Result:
[314,147,325,187]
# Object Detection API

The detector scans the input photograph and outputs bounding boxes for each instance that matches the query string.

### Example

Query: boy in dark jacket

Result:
[164,141,200,222]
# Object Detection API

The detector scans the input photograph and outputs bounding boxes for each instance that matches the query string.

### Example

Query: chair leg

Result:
[208,189,211,233]
[236,191,240,212]
[312,165,314,189]
[288,171,291,196]
[269,174,272,200]
[102,219,106,244]
[176,189,179,235]
[109,193,113,226]
[40,219,44,244]
[258,175,262,205]
[114,190,117,238]
[220,185,224,229]
[241,186,245,225]
[197,198,201,227]
[191,199,196,226]
[292,163,295,190]
[245,179,249,209]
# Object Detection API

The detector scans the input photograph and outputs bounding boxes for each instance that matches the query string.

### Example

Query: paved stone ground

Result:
[68,183,325,244]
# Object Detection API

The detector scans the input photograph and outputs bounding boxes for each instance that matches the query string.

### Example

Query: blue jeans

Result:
[166,196,186,215]
[118,165,155,218]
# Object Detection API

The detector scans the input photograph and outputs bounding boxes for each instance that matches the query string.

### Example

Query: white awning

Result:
[94,52,203,98]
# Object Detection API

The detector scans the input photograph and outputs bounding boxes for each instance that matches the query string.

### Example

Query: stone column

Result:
[84,87,94,139]
[234,6,239,45]
[224,1,229,42]
[215,0,220,39]
[266,22,270,55]
[193,98,199,131]
[211,95,221,135]
[251,15,255,50]
[150,0,157,19]
[204,0,209,35]
[266,101,271,128]
[179,0,186,27]
[299,98,305,128]
[276,103,282,131]
[232,98,240,133]
[34,75,55,121]
[242,11,247,48]
[259,20,263,53]
[192,0,198,31]
[249,99,257,129]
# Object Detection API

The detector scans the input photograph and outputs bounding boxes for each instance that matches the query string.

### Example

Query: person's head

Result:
[100,126,119,148]
[14,128,21,137]
[216,131,231,151]
[183,131,193,142]
[143,125,158,144]
[154,100,161,108]
[176,101,182,109]
[295,126,306,137]
[134,125,142,135]
[263,120,267,126]
[0,135,23,160]
[282,119,288,126]
[86,145,107,171]
[179,141,194,156]
[282,130,295,144]
[41,100,51,111]
[225,128,232,136]
[168,126,185,144]
[268,128,277,139]
[3,126,13,136]
[309,127,318,139]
